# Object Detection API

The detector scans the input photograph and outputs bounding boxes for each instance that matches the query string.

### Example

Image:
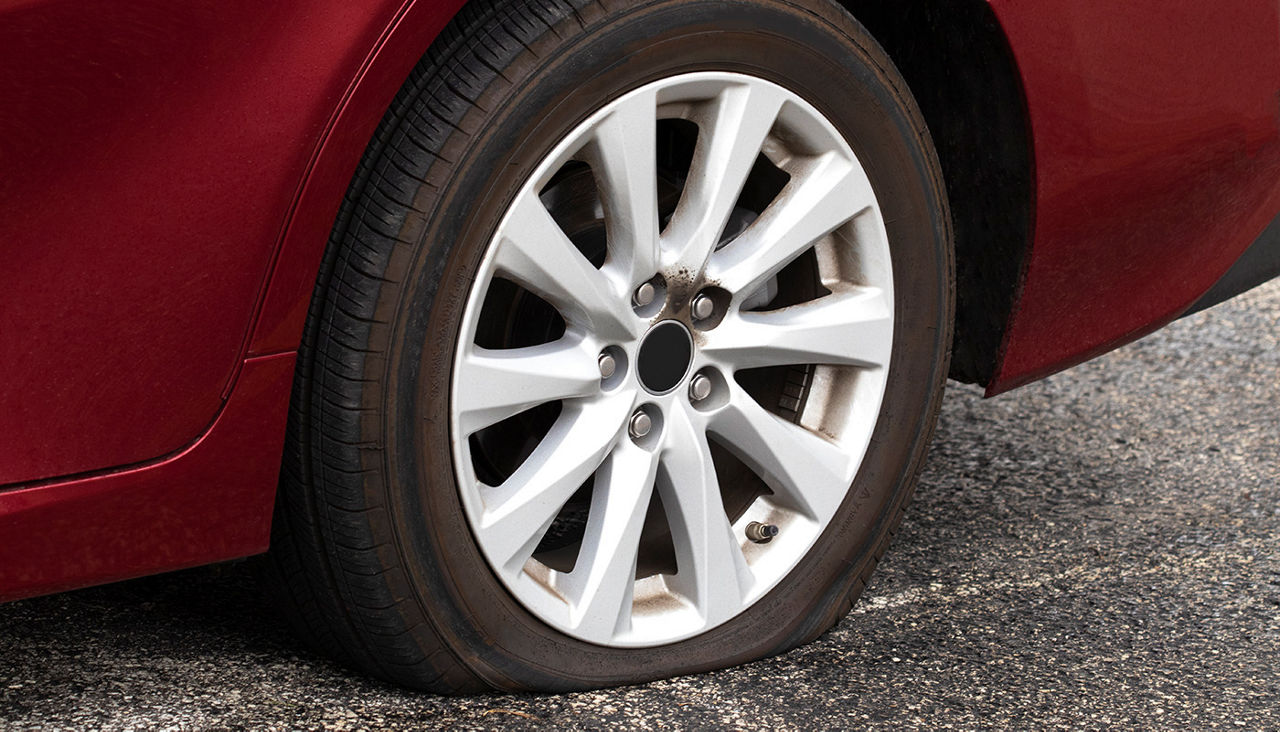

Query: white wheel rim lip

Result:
[449,72,894,647]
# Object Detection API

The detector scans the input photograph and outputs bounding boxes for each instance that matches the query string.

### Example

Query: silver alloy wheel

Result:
[450,72,894,647]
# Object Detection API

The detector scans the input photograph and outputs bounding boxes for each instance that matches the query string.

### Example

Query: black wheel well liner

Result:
[840,0,1035,385]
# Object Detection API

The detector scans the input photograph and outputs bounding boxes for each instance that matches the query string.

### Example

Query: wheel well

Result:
[840,0,1034,385]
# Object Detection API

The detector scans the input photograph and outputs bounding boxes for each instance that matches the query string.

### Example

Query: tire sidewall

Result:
[382,0,951,691]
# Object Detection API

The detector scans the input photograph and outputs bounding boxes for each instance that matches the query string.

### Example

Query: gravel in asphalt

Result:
[1,280,1278,730]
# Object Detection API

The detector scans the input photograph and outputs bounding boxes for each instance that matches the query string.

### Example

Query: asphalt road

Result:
[2,280,1278,730]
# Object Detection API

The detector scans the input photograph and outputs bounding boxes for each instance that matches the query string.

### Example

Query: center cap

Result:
[637,320,693,394]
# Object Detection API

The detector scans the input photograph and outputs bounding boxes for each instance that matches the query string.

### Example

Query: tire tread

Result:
[261,0,953,693]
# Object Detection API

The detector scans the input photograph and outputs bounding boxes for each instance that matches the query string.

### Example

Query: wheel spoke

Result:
[455,72,897,647]
[708,385,853,520]
[475,396,631,572]
[703,287,892,371]
[562,440,660,638]
[454,339,603,435]
[660,408,752,625]
[494,190,635,340]
[707,153,874,296]
[664,82,787,272]
[585,88,661,289]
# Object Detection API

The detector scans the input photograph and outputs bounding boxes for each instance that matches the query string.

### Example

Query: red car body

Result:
[2,0,1278,602]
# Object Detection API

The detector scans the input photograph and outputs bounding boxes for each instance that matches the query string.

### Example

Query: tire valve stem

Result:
[745,522,779,544]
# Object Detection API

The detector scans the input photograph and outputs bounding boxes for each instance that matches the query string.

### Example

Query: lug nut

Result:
[633,282,656,308]
[691,293,715,320]
[689,373,712,402]
[745,522,779,543]
[598,352,617,380]
[628,410,652,440]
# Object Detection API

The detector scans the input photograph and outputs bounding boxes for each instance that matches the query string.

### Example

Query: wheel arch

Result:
[248,0,1037,387]
[246,0,470,356]
[839,0,1035,386]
